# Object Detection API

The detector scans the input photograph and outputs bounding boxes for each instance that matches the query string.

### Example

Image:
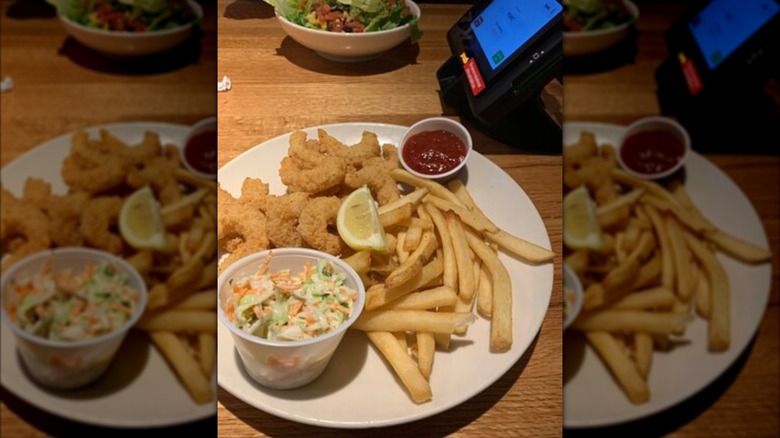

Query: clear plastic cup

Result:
[217,248,366,390]
[0,247,147,389]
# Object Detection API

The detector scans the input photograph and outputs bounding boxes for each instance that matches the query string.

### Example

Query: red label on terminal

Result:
[680,57,703,96]
[463,58,486,96]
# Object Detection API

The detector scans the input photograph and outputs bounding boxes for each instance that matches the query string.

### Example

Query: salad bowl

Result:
[270,0,421,62]
[49,0,203,57]
[563,0,638,56]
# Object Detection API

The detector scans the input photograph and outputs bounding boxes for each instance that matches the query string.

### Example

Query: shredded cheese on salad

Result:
[226,258,358,342]
[6,261,140,342]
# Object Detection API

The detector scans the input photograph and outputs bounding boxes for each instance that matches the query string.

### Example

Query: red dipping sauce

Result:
[620,130,685,175]
[402,130,467,176]
[184,129,217,177]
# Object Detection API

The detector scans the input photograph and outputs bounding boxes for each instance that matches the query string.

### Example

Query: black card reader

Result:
[437,0,563,152]
[655,0,780,152]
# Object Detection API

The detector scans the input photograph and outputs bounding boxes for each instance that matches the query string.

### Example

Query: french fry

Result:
[174,289,217,310]
[465,231,513,351]
[476,262,492,317]
[608,287,676,310]
[633,332,653,378]
[445,210,475,302]
[585,331,649,404]
[426,203,458,295]
[198,332,216,377]
[377,286,458,310]
[416,332,435,379]
[150,332,214,404]
[573,310,692,335]
[483,229,555,264]
[365,257,444,309]
[390,168,464,207]
[137,310,217,333]
[377,186,429,216]
[366,332,432,404]
[380,203,413,228]
[353,310,477,334]
[425,195,498,234]
[684,232,730,351]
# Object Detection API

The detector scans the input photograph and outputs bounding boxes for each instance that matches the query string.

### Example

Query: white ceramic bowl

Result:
[563,0,639,57]
[0,247,147,389]
[398,117,473,184]
[616,116,691,180]
[275,0,420,62]
[181,116,217,180]
[57,0,202,57]
[562,262,583,330]
[217,248,366,390]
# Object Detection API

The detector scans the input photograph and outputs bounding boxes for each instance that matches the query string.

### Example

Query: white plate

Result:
[217,122,554,428]
[1,122,217,428]
[562,122,772,428]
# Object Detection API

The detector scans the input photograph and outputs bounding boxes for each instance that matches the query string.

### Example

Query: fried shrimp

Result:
[218,194,271,273]
[126,156,181,205]
[1,189,51,272]
[79,196,124,254]
[46,192,91,247]
[297,196,345,255]
[61,155,127,195]
[238,178,274,213]
[333,131,381,166]
[279,155,346,194]
[265,192,310,248]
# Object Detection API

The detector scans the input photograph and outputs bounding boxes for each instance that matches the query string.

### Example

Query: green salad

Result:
[563,0,634,32]
[47,0,199,32]
[265,0,421,41]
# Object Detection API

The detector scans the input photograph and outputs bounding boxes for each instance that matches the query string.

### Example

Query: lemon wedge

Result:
[119,185,168,251]
[337,185,388,253]
[563,185,605,252]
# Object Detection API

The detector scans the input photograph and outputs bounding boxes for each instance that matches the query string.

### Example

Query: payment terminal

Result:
[655,0,780,152]
[437,0,563,152]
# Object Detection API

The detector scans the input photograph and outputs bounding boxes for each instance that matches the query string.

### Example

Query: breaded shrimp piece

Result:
[61,155,126,195]
[1,189,51,273]
[46,191,90,247]
[217,183,270,272]
[297,196,345,255]
[238,178,274,213]
[21,178,52,210]
[265,192,310,248]
[279,155,346,194]
[126,156,181,205]
[333,131,381,166]
[80,196,124,254]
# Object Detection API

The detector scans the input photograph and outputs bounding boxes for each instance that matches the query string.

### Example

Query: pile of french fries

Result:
[342,168,555,403]
[132,174,218,405]
[563,131,772,404]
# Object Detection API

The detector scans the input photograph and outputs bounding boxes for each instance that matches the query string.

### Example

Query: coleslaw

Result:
[6,260,140,342]
[265,0,421,41]
[46,0,199,32]
[226,257,358,342]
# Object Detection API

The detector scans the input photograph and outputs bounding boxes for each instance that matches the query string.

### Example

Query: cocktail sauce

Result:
[402,130,467,175]
[620,130,685,175]
[184,129,217,176]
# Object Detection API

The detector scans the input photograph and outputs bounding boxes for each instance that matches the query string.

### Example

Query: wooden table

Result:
[563,3,779,437]
[0,1,217,436]
[217,1,562,437]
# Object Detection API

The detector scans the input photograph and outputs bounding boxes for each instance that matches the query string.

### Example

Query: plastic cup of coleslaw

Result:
[217,248,366,390]
[0,247,147,389]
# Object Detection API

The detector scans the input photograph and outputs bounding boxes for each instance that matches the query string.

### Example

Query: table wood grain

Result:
[217,1,562,437]
[563,3,779,437]
[0,1,217,436]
